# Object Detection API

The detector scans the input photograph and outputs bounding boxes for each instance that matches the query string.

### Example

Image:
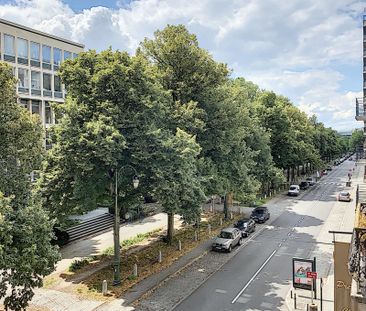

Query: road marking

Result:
[215,289,227,294]
[231,249,277,304]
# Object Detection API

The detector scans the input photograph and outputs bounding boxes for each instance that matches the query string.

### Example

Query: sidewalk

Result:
[285,160,359,311]
[55,212,176,274]
[29,213,180,311]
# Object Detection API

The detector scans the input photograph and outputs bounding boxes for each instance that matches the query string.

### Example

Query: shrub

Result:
[68,258,90,272]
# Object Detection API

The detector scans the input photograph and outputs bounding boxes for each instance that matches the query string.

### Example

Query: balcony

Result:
[356,98,366,121]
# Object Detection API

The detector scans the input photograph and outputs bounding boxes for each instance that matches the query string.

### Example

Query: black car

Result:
[299,181,310,190]
[250,207,270,223]
[234,218,256,237]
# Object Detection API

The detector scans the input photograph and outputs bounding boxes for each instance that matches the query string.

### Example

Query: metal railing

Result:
[356,98,365,119]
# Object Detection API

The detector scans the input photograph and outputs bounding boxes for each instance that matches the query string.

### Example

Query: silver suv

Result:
[212,227,242,252]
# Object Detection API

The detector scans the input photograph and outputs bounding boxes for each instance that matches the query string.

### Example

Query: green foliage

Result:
[68,258,91,272]
[349,129,363,151]
[0,62,59,311]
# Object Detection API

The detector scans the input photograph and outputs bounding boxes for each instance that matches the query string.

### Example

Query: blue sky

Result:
[0,0,365,131]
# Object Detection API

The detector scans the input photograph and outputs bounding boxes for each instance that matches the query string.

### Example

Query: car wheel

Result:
[238,238,243,246]
[228,245,232,253]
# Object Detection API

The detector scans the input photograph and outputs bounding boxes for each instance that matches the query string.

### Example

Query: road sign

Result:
[307,271,317,279]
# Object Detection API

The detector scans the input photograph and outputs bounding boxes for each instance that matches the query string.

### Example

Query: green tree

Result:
[349,129,363,151]
[0,62,59,310]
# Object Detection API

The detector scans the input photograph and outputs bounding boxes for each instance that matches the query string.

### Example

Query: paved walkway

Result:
[285,160,359,310]
[55,212,173,274]
[29,213,180,311]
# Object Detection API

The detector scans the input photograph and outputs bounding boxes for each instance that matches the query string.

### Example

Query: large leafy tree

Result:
[0,62,59,310]
[39,50,167,223]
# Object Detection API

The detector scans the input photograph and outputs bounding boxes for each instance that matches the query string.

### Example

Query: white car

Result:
[212,228,242,252]
[338,191,351,202]
[288,185,300,196]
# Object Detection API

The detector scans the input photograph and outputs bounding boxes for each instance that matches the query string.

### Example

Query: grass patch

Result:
[69,258,92,272]
[101,229,161,257]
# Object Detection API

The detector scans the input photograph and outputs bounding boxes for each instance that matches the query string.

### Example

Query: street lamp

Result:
[113,165,139,286]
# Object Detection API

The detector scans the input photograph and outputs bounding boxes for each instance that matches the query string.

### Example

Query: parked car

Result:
[212,228,242,252]
[322,170,328,175]
[234,218,256,237]
[299,181,310,190]
[288,185,300,196]
[250,206,270,223]
[52,226,70,246]
[306,177,316,186]
[327,166,333,171]
[338,191,351,202]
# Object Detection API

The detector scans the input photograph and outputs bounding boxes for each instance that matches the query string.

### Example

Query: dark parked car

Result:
[234,218,256,237]
[52,226,70,246]
[250,207,270,223]
[299,181,310,190]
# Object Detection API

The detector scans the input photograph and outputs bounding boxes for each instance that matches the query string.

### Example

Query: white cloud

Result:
[0,0,363,131]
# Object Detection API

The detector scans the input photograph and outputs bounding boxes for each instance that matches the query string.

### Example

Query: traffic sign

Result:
[307,271,317,279]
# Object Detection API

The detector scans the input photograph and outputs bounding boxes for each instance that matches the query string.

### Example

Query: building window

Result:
[45,102,52,124]
[31,100,40,115]
[4,34,15,62]
[43,73,52,97]
[64,51,72,60]
[20,99,29,110]
[53,48,62,69]
[31,71,41,96]
[42,45,51,70]
[54,75,62,98]
[73,53,78,59]
[17,38,28,65]
[18,68,29,94]
[45,130,52,150]
[30,42,40,67]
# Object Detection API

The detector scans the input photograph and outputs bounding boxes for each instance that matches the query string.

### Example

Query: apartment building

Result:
[356,11,366,158]
[0,18,84,148]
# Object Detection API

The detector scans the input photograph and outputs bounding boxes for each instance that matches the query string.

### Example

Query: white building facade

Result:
[0,18,84,149]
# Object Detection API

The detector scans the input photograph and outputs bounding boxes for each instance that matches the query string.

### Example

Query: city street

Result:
[170,160,357,311]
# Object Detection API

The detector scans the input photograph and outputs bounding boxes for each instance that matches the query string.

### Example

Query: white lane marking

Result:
[231,249,277,304]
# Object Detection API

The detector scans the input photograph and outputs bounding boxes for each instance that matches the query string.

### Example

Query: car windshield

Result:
[290,186,297,190]
[219,232,232,239]
[340,192,349,196]
[254,209,264,214]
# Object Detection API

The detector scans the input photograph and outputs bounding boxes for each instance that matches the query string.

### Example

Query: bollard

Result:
[309,304,318,311]
[220,218,223,226]
[269,191,272,197]
[194,230,198,241]
[133,263,138,277]
[208,224,211,235]
[102,279,108,296]
[230,212,233,220]
[294,293,297,309]
[290,290,293,299]
[264,194,267,199]
[158,250,162,263]
[178,240,182,251]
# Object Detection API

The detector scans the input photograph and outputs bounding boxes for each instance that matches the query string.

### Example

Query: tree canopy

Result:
[0,62,59,310]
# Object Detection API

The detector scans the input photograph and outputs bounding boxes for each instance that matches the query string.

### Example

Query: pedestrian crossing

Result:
[316,182,345,186]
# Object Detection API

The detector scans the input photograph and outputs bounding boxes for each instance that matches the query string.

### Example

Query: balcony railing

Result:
[356,98,366,121]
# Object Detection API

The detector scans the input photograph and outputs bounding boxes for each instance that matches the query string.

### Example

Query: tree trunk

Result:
[224,194,229,220]
[287,168,290,183]
[167,212,174,244]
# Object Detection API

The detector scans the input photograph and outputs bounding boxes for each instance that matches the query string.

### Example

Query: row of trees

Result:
[40,25,349,238]
[0,25,352,309]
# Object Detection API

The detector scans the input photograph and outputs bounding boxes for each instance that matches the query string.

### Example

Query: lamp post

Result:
[113,165,139,286]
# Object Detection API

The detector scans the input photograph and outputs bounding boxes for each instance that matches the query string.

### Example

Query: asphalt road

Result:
[173,160,356,311]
